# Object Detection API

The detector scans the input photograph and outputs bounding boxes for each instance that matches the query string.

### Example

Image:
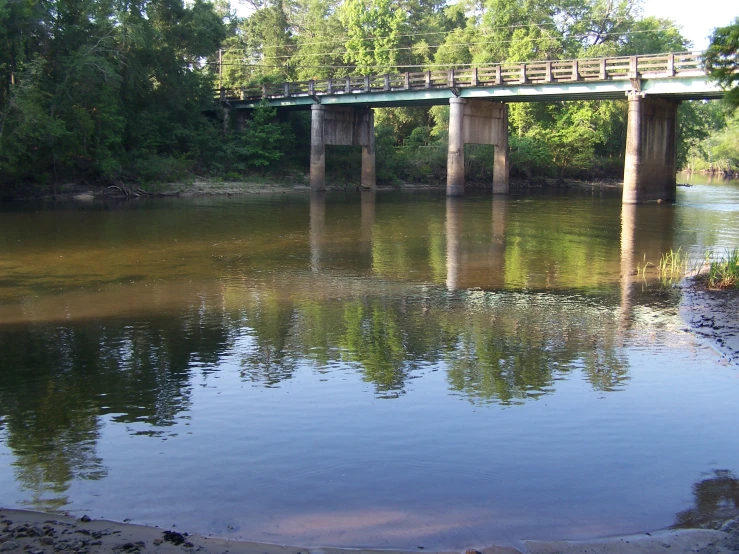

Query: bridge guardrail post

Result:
[404,72,410,89]
[571,60,579,81]
[667,53,675,76]
[599,58,606,79]
[494,65,501,85]
[425,71,431,89]
[364,76,370,92]
[520,63,527,84]
[629,56,638,79]
[545,61,552,82]
[471,67,478,87]
[345,77,351,93]
[448,68,455,88]
[284,83,290,97]
[384,74,390,91]
[261,84,267,99]
[327,78,333,94]
[309,80,315,95]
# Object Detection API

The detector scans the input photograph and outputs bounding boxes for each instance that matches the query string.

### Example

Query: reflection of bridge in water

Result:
[222,52,723,203]
[309,191,676,294]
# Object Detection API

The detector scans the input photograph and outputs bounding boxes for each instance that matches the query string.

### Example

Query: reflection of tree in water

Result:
[0,307,234,510]
[0,283,636,509]
[238,296,297,386]
[444,292,629,404]
[340,301,410,395]
[674,470,739,528]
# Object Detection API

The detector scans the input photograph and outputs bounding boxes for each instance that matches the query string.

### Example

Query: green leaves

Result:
[339,0,408,72]
[704,17,739,108]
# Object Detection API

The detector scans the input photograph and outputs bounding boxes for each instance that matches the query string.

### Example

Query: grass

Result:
[636,247,690,288]
[637,247,739,291]
[703,249,739,289]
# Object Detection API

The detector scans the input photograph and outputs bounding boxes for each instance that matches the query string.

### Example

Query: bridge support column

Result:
[310,105,375,191]
[447,99,466,197]
[446,98,509,197]
[623,94,679,204]
[310,105,326,191]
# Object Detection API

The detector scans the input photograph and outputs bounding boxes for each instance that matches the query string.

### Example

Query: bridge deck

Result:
[219,52,723,109]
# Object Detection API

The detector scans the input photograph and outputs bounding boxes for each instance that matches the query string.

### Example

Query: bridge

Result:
[219,52,724,203]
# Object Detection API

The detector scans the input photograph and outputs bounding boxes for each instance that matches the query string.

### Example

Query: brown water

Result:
[0,181,738,551]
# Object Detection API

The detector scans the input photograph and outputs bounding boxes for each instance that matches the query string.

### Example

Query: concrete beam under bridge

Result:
[310,105,375,191]
[623,94,679,204]
[447,98,509,197]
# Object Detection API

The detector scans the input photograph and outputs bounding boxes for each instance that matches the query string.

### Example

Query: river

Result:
[0,177,738,550]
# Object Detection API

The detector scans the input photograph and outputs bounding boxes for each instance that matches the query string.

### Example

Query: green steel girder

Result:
[229,75,723,111]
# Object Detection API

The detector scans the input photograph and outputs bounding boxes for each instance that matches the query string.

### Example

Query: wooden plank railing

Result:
[216,51,705,102]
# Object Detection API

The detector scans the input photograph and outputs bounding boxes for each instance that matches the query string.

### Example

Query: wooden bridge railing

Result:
[216,52,704,102]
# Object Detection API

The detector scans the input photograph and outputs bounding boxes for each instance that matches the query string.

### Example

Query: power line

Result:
[213,27,680,63]
[221,18,676,52]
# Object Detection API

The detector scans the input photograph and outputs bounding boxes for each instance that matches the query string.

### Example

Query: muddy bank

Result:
[680,281,739,366]
[1,176,626,202]
[1,509,738,554]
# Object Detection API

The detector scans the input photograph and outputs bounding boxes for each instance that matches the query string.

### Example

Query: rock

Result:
[162,531,185,545]
[0,541,20,552]
[40,537,54,546]
[467,550,482,554]
[78,516,91,523]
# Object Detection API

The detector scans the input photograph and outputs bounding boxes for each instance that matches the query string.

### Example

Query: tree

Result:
[339,0,408,73]
[704,17,739,108]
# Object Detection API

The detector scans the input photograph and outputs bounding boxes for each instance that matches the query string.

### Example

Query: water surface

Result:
[0,181,738,550]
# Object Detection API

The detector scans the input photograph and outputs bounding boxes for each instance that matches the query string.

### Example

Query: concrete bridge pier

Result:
[310,105,375,191]
[623,94,679,204]
[447,98,509,197]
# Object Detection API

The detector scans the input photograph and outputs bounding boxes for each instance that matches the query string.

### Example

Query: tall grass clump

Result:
[636,248,691,290]
[657,248,690,286]
[704,249,739,289]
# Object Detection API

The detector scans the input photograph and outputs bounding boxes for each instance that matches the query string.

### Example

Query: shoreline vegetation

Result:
[0,508,738,554]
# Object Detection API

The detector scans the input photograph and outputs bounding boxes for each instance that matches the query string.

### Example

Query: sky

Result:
[642,0,739,49]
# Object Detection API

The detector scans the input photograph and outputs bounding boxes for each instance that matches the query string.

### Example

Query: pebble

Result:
[0,541,19,552]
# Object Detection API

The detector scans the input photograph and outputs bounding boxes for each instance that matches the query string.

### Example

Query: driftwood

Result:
[108,181,149,197]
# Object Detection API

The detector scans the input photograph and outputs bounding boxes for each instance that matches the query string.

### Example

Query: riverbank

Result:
[0,176,626,202]
[0,509,738,554]
[681,279,739,366]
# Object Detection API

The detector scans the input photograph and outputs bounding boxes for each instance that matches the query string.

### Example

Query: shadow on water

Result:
[674,470,739,529]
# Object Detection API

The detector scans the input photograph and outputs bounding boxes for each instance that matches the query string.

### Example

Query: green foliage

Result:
[240,102,295,168]
[704,17,739,108]
[704,249,739,289]
[339,0,407,72]
[0,0,227,188]
[509,136,554,178]
[684,109,739,173]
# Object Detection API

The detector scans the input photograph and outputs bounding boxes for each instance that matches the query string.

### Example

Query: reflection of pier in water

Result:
[619,202,677,335]
[445,197,508,291]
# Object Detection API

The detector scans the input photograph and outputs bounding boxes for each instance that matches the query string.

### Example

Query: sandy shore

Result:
[1,509,738,554]
[680,281,739,366]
